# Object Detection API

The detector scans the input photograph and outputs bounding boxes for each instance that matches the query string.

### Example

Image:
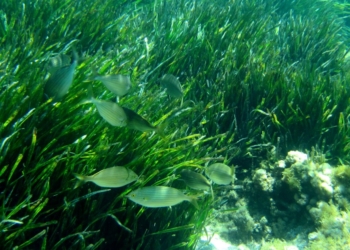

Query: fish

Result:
[160,74,183,99]
[46,54,71,74]
[73,166,138,188]
[180,169,211,191]
[180,169,214,199]
[88,69,131,97]
[122,107,163,135]
[205,163,234,185]
[126,186,198,209]
[91,98,128,127]
[44,51,78,100]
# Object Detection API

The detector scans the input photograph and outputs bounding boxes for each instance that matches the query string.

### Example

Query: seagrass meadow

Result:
[1,0,350,249]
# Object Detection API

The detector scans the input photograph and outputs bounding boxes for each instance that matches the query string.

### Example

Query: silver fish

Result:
[160,74,183,98]
[91,98,127,127]
[126,186,198,209]
[46,54,71,74]
[180,169,211,191]
[205,163,234,185]
[122,107,161,134]
[93,74,131,97]
[74,166,138,188]
[44,52,78,99]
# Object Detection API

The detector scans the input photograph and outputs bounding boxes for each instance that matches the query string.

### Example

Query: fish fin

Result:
[231,165,235,174]
[78,98,92,105]
[73,173,86,189]
[78,84,94,105]
[155,122,167,138]
[85,66,99,82]
[182,99,196,107]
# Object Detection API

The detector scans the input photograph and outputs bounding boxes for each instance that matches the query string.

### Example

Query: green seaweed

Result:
[0,0,350,248]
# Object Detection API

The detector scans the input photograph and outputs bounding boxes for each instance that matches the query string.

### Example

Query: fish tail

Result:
[155,123,166,138]
[85,66,99,82]
[189,196,199,210]
[156,127,165,138]
[73,173,86,189]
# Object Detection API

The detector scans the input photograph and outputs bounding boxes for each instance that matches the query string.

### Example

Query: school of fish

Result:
[45,51,235,209]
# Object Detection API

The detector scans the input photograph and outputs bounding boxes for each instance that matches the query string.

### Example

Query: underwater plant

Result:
[0,0,350,249]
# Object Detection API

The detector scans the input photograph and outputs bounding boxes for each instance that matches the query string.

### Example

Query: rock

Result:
[286,151,308,164]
